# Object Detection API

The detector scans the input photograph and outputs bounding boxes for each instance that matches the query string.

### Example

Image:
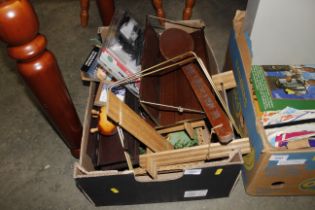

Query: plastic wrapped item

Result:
[98,10,144,95]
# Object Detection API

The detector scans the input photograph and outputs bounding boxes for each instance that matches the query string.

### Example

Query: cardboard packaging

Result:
[74,18,248,206]
[74,82,243,206]
[225,11,315,196]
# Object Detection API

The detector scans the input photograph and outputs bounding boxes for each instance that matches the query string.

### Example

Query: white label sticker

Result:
[269,155,289,161]
[277,159,306,166]
[99,87,108,103]
[184,169,202,175]
[184,189,208,198]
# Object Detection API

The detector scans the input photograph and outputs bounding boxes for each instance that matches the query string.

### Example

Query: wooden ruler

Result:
[106,91,173,152]
[182,63,234,143]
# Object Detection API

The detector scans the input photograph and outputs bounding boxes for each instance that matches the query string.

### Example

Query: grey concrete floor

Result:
[0,0,314,209]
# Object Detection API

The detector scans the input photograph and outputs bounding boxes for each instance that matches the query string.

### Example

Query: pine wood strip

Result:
[212,70,236,91]
[107,91,173,152]
[157,120,206,134]
[139,138,250,177]
[140,139,249,166]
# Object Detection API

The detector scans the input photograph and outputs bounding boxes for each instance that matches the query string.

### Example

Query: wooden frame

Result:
[139,138,250,178]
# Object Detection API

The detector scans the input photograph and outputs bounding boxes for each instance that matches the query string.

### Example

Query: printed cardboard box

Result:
[225,11,315,196]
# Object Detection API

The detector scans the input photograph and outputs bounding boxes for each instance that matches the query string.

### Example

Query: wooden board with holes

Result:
[106,91,173,152]
[139,138,250,178]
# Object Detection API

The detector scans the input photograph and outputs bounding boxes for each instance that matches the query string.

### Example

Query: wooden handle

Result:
[91,109,100,115]
[90,127,99,133]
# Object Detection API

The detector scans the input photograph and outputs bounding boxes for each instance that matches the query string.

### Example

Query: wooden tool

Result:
[106,91,173,152]
[159,28,234,143]
[140,138,250,178]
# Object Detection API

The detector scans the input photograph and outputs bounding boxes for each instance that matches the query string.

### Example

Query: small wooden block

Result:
[212,71,236,91]
[157,120,205,135]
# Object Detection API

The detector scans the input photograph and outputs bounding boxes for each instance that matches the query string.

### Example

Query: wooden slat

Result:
[157,120,205,134]
[107,91,173,152]
[212,70,236,91]
[134,161,207,175]
[140,138,250,178]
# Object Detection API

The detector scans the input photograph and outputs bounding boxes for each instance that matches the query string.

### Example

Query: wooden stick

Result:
[184,122,195,139]
[117,126,134,170]
[91,109,100,115]
[89,127,99,133]
[157,120,206,134]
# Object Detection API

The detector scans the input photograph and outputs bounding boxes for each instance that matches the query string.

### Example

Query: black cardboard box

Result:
[74,82,243,206]
[74,18,246,206]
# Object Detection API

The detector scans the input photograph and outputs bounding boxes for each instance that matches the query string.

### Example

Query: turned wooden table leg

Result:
[80,0,89,27]
[152,0,165,24]
[183,0,196,20]
[0,0,82,158]
[97,0,115,26]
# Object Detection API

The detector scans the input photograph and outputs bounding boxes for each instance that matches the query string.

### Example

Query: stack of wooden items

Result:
[80,10,250,179]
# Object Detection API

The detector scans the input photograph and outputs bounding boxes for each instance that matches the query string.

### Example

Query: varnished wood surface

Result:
[80,0,89,27]
[0,0,82,158]
[80,0,115,27]
[183,0,196,20]
[152,0,196,21]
